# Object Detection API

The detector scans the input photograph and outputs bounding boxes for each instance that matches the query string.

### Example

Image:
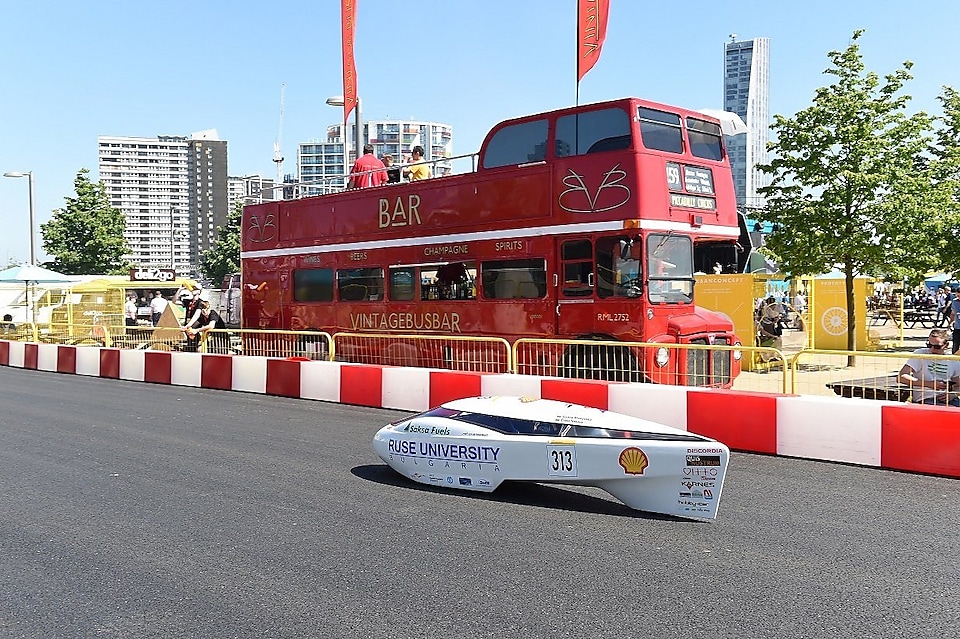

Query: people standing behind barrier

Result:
[124,294,138,327]
[349,144,387,189]
[402,145,431,181]
[759,296,783,337]
[950,286,960,354]
[149,290,168,326]
[183,291,227,353]
[935,287,947,327]
[381,154,401,184]
[2,313,15,335]
[898,329,960,406]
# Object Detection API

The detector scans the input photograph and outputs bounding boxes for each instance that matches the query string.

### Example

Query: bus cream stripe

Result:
[241,219,737,260]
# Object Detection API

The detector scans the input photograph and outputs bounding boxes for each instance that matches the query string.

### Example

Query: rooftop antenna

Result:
[273,83,285,195]
[729,33,738,42]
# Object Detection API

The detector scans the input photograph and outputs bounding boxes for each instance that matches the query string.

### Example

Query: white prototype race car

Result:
[372,396,730,520]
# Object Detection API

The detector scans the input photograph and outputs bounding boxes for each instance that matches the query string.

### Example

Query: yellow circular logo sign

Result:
[821,306,848,336]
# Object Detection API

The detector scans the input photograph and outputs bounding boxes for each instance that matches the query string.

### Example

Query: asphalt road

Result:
[0,367,958,639]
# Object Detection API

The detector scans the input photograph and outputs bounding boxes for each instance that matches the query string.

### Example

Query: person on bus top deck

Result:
[381,154,401,184]
[402,145,431,181]
[349,144,387,189]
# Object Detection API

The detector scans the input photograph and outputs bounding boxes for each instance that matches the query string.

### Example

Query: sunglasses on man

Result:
[927,341,949,349]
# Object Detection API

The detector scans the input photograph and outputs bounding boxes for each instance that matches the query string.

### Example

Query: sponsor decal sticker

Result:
[618,447,649,475]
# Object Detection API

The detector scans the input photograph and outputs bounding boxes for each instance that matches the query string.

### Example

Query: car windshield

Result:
[434,410,705,441]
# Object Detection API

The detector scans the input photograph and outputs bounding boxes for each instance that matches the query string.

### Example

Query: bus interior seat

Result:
[586,135,632,154]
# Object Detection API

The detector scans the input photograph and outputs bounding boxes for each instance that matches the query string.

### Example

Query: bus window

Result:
[647,234,694,304]
[294,268,334,302]
[389,267,416,301]
[560,240,593,298]
[596,236,642,299]
[686,117,724,161]
[337,267,384,302]
[421,261,477,301]
[555,107,632,157]
[481,119,549,168]
[638,107,683,154]
[481,259,545,299]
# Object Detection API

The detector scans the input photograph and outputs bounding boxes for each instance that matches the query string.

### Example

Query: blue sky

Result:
[1,0,957,266]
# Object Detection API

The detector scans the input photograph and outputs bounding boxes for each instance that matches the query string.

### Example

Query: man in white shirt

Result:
[149,290,168,326]
[898,329,960,406]
[124,294,138,327]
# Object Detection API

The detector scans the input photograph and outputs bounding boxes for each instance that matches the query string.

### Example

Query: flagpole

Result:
[575,0,580,106]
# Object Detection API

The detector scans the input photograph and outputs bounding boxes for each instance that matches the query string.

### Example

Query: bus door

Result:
[594,235,644,339]
[556,238,594,336]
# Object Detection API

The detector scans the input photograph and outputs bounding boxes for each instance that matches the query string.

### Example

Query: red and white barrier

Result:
[1,339,956,478]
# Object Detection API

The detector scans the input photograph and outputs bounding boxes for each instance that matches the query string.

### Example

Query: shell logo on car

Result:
[618,447,649,475]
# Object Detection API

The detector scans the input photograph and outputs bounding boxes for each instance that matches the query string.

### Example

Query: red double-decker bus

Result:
[242,97,747,385]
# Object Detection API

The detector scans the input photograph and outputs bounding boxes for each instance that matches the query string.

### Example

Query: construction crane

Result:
[273,83,285,197]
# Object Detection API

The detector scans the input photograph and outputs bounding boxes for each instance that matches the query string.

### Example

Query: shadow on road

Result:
[352,463,693,522]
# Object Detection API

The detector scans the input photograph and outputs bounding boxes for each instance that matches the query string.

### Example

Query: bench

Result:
[826,374,912,402]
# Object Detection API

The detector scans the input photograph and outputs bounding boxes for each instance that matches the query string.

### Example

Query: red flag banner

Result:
[577,0,610,83]
[341,0,358,125]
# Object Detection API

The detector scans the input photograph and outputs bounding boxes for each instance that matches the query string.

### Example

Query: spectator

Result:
[759,296,783,337]
[898,329,960,406]
[183,291,227,353]
[124,294,138,327]
[149,290,168,326]
[951,286,960,354]
[2,313,15,335]
[402,145,431,181]
[712,262,723,275]
[348,144,387,189]
[382,154,401,184]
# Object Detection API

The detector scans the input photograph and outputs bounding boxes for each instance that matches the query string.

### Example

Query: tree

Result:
[756,30,936,354]
[41,168,129,274]
[200,200,241,285]
[930,86,960,270]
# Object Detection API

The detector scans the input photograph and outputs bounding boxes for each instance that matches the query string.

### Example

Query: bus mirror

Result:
[620,240,632,261]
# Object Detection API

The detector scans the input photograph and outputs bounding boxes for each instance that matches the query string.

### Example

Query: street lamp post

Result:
[3,171,36,265]
[169,207,177,273]
[325,95,362,186]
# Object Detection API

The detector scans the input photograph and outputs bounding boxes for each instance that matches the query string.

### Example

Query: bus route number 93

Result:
[597,313,629,322]
[546,444,578,477]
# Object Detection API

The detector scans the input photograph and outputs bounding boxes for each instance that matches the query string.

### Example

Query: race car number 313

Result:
[546,444,578,477]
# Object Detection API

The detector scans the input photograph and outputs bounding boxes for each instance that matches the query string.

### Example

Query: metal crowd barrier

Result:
[10,323,955,402]
[332,332,511,373]
[789,349,960,402]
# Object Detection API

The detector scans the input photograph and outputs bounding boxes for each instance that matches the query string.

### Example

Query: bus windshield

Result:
[647,234,693,304]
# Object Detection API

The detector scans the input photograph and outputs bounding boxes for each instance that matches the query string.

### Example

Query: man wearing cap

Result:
[348,144,387,189]
[403,145,431,181]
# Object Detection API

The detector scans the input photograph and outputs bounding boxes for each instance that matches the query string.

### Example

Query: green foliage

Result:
[200,200,242,284]
[931,86,960,270]
[755,30,938,350]
[41,169,130,275]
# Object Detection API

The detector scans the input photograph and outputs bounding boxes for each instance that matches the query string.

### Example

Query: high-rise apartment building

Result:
[723,36,770,210]
[298,119,453,194]
[228,174,277,211]
[98,130,228,276]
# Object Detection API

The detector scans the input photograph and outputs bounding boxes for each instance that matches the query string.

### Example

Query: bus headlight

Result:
[655,346,670,367]
[733,341,742,361]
